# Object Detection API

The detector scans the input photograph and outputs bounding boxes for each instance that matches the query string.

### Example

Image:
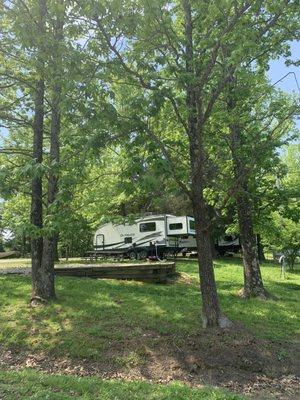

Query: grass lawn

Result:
[0,369,243,400]
[0,258,298,353]
[0,257,299,398]
[180,258,300,341]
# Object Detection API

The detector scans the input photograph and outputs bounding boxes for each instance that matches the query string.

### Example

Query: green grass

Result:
[0,369,243,400]
[180,258,300,341]
[0,258,299,360]
[0,258,298,399]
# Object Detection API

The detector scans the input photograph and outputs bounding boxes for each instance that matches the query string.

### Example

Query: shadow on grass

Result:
[272,281,299,291]
[0,264,299,357]
[0,368,244,400]
[1,264,300,396]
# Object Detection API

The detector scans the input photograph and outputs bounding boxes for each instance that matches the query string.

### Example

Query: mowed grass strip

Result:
[0,259,298,360]
[0,369,244,400]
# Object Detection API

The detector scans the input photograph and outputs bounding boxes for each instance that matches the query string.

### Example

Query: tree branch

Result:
[0,147,33,157]
[146,124,191,199]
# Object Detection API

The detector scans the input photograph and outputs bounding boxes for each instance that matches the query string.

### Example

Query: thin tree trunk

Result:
[257,234,266,262]
[31,0,46,302]
[41,90,60,296]
[208,210,218,259]
[226,71,268,299]
[235,183,268,298]
[22,232,26,257]
[120,202,127,217]
[210,234,218,259]
[183,0,230,327]
[230,125,268,299]
[41,10,64,298]
[41,80,61,297]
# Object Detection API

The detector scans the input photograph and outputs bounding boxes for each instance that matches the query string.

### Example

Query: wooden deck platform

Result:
[54,262,176,283]
[0,251,20,259]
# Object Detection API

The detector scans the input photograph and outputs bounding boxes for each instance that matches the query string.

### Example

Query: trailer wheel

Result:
[128,251,137,260]
[137,249,148,260]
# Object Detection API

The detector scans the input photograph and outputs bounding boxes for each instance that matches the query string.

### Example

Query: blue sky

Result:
[268,41,299,94]
[268,41,300,129]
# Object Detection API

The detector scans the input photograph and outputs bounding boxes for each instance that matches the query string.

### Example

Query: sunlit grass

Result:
[0,369,243,400]
[0,258,298,361]
[180,258,300,340]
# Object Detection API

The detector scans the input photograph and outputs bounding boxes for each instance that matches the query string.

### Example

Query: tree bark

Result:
[21,232,27,257]
[226,70,268,299]
[31,0,47,301]
[230,126,268,299]
[257,234,266,262]
[235,184,268,298]
[41,9,64,298]
[210,234,218,259]
[192,178,223,327]
[183,0,230,327]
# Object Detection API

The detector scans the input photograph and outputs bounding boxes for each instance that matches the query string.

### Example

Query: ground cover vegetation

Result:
[0,258,299,398]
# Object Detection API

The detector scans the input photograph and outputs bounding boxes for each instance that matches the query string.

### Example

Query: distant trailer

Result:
[91,214,240,260]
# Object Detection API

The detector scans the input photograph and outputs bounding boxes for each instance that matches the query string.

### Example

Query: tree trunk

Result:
[182,0,230,327]
[120,202,127,217]
[257,234,266,262]
[210,235,218,259]
[31,0,47,302]
[21,232,27,257]
[41,83,60,298]
[235,185,268,298]
[230,125,268,299]
[226,71,268,299]
[190,143,231,327]
[41,10,64,299]
[193,192,222,327]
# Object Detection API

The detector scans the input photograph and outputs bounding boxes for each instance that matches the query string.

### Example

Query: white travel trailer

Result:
[92,214,240,259]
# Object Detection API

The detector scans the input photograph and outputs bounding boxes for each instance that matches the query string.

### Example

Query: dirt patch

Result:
[1,326,299,399]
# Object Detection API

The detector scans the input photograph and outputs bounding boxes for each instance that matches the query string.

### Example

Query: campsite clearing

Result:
[0,257,299,399]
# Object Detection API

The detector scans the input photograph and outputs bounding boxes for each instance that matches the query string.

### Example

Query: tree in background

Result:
[225,65,298,297]
[1,0,79,301]
[260,144,300,269]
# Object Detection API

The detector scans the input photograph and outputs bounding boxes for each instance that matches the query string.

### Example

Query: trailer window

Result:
[124,237,132,244]
[169,223,183,230]
[189,220,195,230]
[139,222,156,232]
